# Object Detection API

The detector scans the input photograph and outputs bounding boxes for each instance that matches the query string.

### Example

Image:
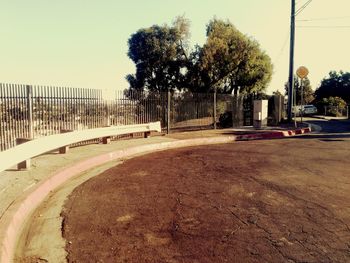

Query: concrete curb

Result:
[0,127,311,262]
[235,127,311,140]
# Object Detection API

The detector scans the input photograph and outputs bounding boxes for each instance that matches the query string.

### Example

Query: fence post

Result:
[167,89,171,134]
[105,102,110,127]
[26,85,34,139]
[213,89,217,129]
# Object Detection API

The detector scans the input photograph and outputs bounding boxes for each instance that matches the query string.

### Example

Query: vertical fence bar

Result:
[14,84,19,141]
[88,89,91,128]
[213,90,217,130]
[43,86,48,135]
[32,85,36,137]
[60,87,64,131]
[4,84,9,149]
[8,84,13,145]
[49,86,52,133]
[67,87,71,130]
[91,89,94,128]
[96,89,100,127]
[26,85,34,139]
[84,88,87,128]
[94,89,97,128]
[0,84,4,151]
[23,85,27,137]
[52,86,56,132]
[21,84,26,139]
[72,87,76,130]
[88,89,92,128]
[47,86,51,134]
[78,88,82,129]
[84,88,88,129]
[167,89,171,134]
[14,84,19,140]
[115,90,118,126]
[62,86,66,131]
[72,87,76,129]
[122,90,125,125]
[56,86,60,132]
[84,88,87,129]
[91,89,95,128]
[64,87,68,130]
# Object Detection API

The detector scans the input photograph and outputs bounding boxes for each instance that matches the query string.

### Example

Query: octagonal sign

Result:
[296,66,309,79]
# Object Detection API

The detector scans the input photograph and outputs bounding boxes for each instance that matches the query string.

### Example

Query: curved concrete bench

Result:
[0,122,161,173]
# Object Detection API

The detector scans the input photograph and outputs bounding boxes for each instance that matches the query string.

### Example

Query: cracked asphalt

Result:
[61,131,350,262]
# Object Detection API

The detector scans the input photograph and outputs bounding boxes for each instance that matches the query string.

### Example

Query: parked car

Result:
[293,105,317,116]
[303,105,317,115]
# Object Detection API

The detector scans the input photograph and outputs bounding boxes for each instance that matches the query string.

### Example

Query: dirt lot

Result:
[62,137,350,263]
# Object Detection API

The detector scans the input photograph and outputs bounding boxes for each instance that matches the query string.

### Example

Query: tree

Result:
[285,75,314,105]
[315,71,350,103]
[194,19,273,94]
[318,96,347,116]
[273,90,283,96]
[126,17,273,95]
[126,16,190,92]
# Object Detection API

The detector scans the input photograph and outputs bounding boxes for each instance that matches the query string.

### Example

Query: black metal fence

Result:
[0,83,252,152]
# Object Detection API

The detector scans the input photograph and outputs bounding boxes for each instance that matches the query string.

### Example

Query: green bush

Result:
[319,96,347,116]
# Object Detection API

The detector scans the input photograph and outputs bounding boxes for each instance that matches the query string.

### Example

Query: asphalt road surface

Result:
[305,117,350,134]
[60,128,350,263]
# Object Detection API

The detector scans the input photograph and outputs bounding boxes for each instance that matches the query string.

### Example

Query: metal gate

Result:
[243,95,254,126]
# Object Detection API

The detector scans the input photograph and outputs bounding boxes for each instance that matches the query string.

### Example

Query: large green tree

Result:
[126,17,273,94]
[285,76,314,105]
[315,71,350,103]
[190,19,272,94]
[126,16,190,92]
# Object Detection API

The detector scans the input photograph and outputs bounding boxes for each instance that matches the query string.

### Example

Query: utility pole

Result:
[287,0,296,122]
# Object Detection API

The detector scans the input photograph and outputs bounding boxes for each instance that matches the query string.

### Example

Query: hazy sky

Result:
[0,0,349,96]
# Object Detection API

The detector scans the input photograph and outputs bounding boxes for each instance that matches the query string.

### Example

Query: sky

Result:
[0,0,349,97]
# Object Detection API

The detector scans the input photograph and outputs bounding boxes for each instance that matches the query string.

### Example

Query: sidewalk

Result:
[309,115,349,121]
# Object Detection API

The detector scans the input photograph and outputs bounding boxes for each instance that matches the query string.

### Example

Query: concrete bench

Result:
[0,122,161,172]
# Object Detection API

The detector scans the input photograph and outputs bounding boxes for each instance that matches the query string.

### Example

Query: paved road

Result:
[60,137,350,263]
[306,117,350,133]
[301,118,350,142]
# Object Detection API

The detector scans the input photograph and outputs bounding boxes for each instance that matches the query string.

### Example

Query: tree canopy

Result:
[315,71,350,103]
[126,17,273,94]
[126,16,190,92]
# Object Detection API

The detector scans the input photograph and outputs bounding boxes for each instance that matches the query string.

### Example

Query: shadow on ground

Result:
[297,119,350,140]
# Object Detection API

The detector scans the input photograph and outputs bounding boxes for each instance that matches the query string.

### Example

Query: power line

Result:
[297,25,350,28]
[273,33,289,65]
[297,15,350,22]
[295,0,313,16]
[295,0,305,8]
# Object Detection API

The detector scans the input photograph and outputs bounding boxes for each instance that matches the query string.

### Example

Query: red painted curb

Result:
[235,127,310,141]
[0,127,311,262]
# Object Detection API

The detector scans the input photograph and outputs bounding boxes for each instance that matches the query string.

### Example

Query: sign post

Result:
[296,66,309,125]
